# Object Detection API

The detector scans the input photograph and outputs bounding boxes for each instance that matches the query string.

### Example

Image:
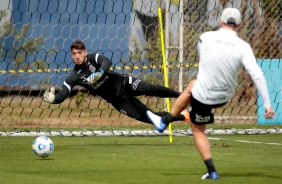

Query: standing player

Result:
[147,8,275,180]
[43,40,190,125]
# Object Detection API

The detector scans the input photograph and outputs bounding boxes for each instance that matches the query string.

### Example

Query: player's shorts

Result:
[189,95,226,125]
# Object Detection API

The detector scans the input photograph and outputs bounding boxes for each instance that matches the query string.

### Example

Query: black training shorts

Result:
[189,95,226,125]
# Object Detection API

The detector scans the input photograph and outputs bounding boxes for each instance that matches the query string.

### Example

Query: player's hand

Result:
[264,107,274,119]
[43,87,55,103]
[87,69,104,84]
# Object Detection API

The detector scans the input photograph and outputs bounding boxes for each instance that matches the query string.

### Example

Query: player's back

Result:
[192,28,250,105]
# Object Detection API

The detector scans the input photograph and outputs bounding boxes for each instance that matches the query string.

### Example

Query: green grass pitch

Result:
[0,135,281,184]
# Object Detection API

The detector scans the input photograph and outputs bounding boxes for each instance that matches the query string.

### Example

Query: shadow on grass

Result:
[35,158,56,161]
[221,172,282,180]
[57,143,191,147]
[161,173,190,176]
[159,172,282,181]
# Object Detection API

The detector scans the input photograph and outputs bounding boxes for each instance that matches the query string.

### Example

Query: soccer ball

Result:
[32,136,54,158]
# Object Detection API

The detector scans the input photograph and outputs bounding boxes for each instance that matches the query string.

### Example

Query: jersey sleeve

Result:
[88,53,112,72]
[53,72,76,104]
[241,44,263,80]
[253,76,271,108]
[241,44,271,108]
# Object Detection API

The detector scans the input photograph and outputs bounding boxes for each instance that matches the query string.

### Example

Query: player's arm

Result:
[52,85,70,104]
[252,77,275,119]
[242,45,274,119]
[87,53,112,84]
[242,45,270,108]
[92,53,112,72]
[43,76,75,104]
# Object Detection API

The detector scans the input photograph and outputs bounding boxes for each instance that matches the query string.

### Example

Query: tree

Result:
[257,0,282,58]
[0,9,52,87]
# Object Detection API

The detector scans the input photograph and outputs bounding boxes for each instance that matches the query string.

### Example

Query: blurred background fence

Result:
[0,0,281,135]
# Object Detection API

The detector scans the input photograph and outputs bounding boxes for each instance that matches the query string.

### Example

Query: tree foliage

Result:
[0,9,53,86]
[130,0,281,64]
[0,18,47,72]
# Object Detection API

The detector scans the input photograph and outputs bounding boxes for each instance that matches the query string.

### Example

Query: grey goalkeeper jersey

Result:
[192,28,271,108]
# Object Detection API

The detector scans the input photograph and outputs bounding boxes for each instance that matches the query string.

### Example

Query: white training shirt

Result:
[192,28,271,108]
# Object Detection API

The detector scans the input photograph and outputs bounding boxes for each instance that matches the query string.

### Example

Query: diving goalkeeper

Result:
[43,40,190,124]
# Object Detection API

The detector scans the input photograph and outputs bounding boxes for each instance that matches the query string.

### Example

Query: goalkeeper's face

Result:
[71,48,87,65]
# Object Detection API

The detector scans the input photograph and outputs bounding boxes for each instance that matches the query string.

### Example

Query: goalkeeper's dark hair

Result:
[70,40,86,51]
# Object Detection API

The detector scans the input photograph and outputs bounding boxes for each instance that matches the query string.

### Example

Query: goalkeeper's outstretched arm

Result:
[52,85,70,104]
[43,85,69,104]
[43,75,74,104]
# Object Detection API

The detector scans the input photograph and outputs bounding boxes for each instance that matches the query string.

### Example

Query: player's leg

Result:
[189,96,227,180]
[191,123,218,180]
[146,106,191,132]
[146,80,195,131]
[191,123,211,159]
[115,95,187,124]
[125,76,180,98]
[155,111,188,122]
[146,109,190,132]
[170,79,195,116]
[115,95,154,124]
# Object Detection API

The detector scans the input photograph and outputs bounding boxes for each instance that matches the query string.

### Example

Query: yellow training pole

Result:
[158,8,173,143]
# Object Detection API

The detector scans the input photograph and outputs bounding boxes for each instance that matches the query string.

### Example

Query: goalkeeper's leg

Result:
[115,96,186,124]
[126,76,180,98]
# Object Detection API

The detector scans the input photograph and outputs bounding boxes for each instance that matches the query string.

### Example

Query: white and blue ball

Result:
[32,136,54,158]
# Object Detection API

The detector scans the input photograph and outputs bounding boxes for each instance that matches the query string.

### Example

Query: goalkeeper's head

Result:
[70,40,88,65]
[220,8,241,29]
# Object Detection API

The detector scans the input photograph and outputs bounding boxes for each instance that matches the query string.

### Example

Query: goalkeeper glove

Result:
[43,87,55,103]
[87,69,104,84]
